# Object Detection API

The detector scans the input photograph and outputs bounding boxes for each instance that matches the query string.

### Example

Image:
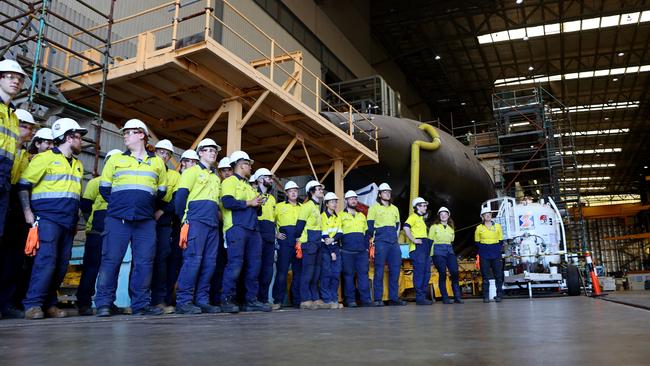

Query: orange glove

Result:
[25,225,40,257]
[369,238,375,260]
[179,223,189,249]
[475,254,480,270]
[295,241,302,259]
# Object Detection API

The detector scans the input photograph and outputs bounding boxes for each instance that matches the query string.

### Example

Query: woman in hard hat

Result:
[209,156,231,307]
[295,180,326,310]
[475,207,504,303]
[0,108,36,319]
[403,197,433,305]
[76,149,123,316]
[429,206,463,304]
[94,119,168,317]
[251,167,276,307]
[272,180,302,309]
[339,190,372,307]
[173,138,222,314]
[150,139,181,314]
[367,183,406,306]
[27,128,54,155]
[320,192,343,309]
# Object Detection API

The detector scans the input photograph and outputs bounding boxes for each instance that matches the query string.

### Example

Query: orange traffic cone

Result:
[585,251,602,296]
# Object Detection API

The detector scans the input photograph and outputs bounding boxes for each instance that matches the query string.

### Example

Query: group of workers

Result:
[0,58,506,321]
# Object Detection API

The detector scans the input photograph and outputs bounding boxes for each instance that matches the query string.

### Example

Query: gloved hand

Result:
[179,223,189,249]
[369,238,375,260]
[25,223,40,257]
[295,241,302,259]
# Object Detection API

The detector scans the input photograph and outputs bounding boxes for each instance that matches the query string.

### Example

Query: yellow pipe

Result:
[410,124,441,213]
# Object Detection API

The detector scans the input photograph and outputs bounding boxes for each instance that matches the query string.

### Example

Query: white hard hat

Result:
[378,183,392,191]
[249,175,256,183]
[253,167,272,181]
[324,192,338,201]
[197,138,221,152]
[230,150,253,165]
[154,139,174,152]
[218,157,231,169]
[15,109,35,124]
[105,149,122,162]
[344,190,358,199]
[0,59,26,76]
[305,180,323,192]
[437,206,450,215]
[284,181,299,191]
[51,118,88,140]
[32,128,53,141]
[412,197,428,207]
[180,150,199,161]
[120,119,149,135]
[480,206,492,217]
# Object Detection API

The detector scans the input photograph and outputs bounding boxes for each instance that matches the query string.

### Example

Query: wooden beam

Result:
[127,80,208,119]
[333,159,344,211]
[283,113,304,123]
[343,153,364,178]
[270,136,298,174]
[240,90,269,128]
[319,164,334,182]
[226,100,243,155]
[301,140,318,180]
[189,104,226,150]
[250,51,303,68]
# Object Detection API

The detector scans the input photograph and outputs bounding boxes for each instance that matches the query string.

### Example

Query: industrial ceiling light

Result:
[577,163,616,168]
[461,102,466,106]
[551,101,639,113]
[494,64,650,86]
[528,66,534,71]
[435,55,441,60]
[477,11,650,44]
[612,78,619,81]
[516,0,524,4]
[618,52,625,56]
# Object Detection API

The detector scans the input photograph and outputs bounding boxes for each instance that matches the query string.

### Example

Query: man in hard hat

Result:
[252,167,276,306]
[339,190,372,307]
[367,183,406,306]
[404,197,433,305]
[76,149,122,316]
[0,108,36,318]
[220,150,270,313]
[173,138,222,314]
[166,149,199,306]
[0,59,26,256]
[17,118,86,319]
[27,128,53,155]
[321,192,343,309]
[209,156,232,306]
[150,139,180,314]
[295,180,326,310]
[272,180,302,309]
[94,119,168,317]
[475,207,504,303]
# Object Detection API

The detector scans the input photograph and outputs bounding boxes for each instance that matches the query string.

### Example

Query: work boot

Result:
[175,303,202,314]
[416,299,433,305]
[494,296,502,303]
[78,305,94,316]
[387,299,407,306]
[155,303,175,314]
[347,301,358,308]
[243,300,272,312]
[442,299,454,305]
[197,303,221,314]
[329,302,340,309]
[45,306,67,318]
[454,299,465,304]
[96,306,112,317]
[483,298,491,303]
[300,300,313,309]
[221,297,240,313]
[110,304,124,315]
[271,303,282,310]
[373,300,384,307]
[2,306,25,319]
[313,299,329,309]
[132,305,164,316]
[24,307,44,320]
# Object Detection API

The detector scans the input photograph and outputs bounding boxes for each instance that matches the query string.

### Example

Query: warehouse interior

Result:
[0,0,649,364]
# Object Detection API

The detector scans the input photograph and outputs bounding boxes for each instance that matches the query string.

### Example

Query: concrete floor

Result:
[0,297,648,365]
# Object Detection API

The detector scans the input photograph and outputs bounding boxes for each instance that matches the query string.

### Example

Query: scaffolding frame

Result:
[0,0,115,175]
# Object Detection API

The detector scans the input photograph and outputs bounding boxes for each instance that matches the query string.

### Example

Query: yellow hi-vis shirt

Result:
[429,223,455,244]
[474,222,503,244]
[298,199,322,243]
[404,212,427,252]
[83,176,107,233]
[163,169,181,203]
[0,103,19,188]
[367,202,400,242]
[10,148,29,185]
[339,210,367,235]
[220,174,259,233]
[275,201,301,228]
[321,211,342,238]
[176,163,220,227]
